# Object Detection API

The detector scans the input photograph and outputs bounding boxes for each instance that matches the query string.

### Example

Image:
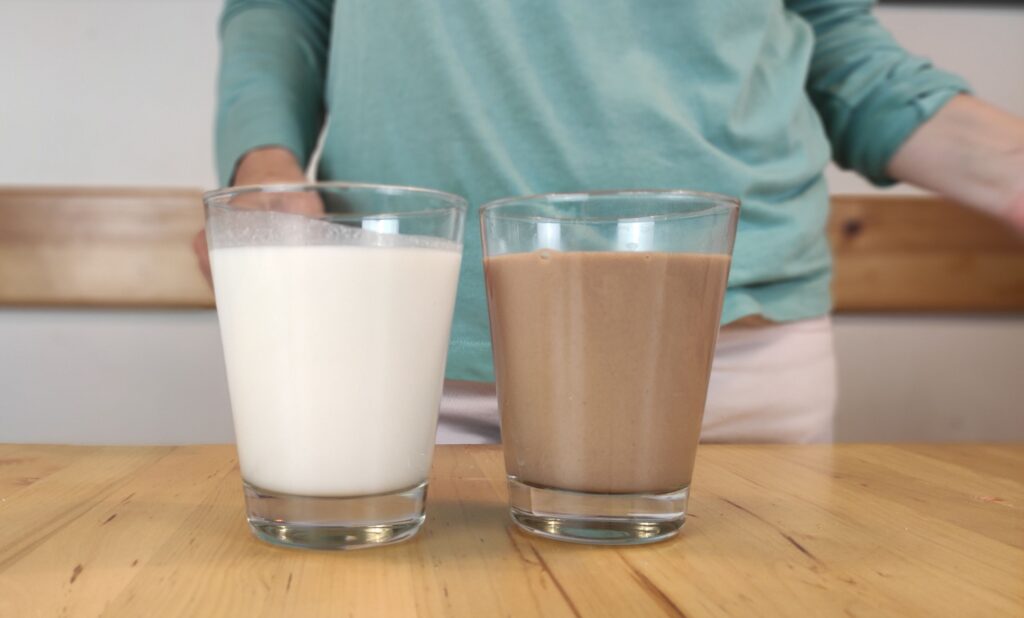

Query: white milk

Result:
[210,244,461,497]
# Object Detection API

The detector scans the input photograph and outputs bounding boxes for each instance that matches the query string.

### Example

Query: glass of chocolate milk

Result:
[481,190,738,545]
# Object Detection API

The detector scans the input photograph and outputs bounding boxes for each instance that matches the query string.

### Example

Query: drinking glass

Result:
[204,182,466,549]
[480,190,738,544]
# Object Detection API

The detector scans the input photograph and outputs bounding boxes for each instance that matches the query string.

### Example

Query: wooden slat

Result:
[0,186,214,308]
[829,195,1024,312]
[2,187,1022,311]
[0,444,1022,617]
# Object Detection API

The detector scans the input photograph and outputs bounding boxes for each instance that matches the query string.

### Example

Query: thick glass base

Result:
[507,477,688,545]
[243,480,426,550]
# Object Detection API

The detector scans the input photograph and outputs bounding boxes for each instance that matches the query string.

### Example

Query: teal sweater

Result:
[215,0,967,381]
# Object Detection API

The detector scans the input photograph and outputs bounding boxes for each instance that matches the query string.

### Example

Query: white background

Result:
[1,0,1022,443]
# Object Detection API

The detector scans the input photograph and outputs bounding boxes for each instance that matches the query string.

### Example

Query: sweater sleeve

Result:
[215,0,334,185]
[786,0,969,185]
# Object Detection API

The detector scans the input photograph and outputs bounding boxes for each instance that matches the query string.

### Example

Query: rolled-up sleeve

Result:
[787,0,969,185]
[215,0,333,185]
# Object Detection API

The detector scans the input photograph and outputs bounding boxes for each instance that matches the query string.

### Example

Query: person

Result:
[195,0,1024,444]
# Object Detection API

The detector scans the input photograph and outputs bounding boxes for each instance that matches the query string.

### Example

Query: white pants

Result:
[436,316,837,444]
[700,316,836,443]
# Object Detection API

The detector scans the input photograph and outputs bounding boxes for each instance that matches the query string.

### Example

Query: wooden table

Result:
[0,444,1021,617]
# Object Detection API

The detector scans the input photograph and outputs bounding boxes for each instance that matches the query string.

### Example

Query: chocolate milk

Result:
[485,250,730,494]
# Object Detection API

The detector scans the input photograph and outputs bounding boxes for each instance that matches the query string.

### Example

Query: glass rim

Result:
[479,189,739,223]
[202,181,469,217]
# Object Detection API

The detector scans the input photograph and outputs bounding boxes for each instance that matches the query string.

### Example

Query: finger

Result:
[269,190,325,217]
[192,229,213,287]
[298,192,326,217]
[1008,197,1024,234]
[225,189,325,217]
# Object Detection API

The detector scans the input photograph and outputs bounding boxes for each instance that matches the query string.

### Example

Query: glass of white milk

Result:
[203,182,465,550]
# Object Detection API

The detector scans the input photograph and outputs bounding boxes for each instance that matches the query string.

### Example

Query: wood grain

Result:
[0,444,1020,617]
[0,186,213,307]
[2,187,1023,311]
[828,195,1024,311]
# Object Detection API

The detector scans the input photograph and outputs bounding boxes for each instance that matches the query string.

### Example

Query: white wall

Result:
[1,1,1022,190]
[1,309,233,444]
[0,1,1022,443]
[4,310,1022,445]
[0,0,221,188]
[834,316,1024,442]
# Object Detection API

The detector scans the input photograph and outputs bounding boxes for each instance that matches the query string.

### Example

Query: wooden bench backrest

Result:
[2,187,1022,311]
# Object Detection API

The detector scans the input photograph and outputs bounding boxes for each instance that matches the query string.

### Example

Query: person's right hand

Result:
[194,147,325,285]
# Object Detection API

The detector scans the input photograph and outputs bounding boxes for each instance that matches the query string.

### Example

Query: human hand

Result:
[193,147,324,285]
